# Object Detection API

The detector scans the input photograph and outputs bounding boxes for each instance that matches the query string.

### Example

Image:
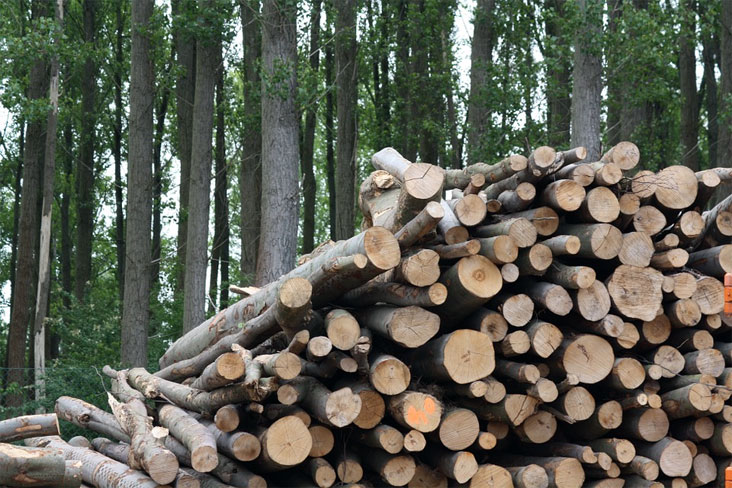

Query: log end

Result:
[403,162,445,201]
[232,432,262,461]
[363,226,401,270]
[190,445,218,473]
[444,330,496,383]
[562,334,614,384]
[325,387,362,427]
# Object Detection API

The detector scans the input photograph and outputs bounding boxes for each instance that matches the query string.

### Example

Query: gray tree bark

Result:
[679,0,699,171]
[570,0,603,161]
[468,0,496,163]
[701,16,719,170]
[183,8,219,333]
[717,0,732,201]
[121,0,154,366]
[546,0,571,148]
[335,0,358,240]
[113,2,126,301]
[255,0,300,285]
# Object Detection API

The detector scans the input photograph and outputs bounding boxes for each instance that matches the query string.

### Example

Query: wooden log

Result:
[464,173,486,194]
[347,381,385,429]
[661,383,712,419]
[354,305,439,348]
[341,281,447,308]
[691,276,725,315]
[514,244,553,276]
[306,457,337,488]
[55,396,129,443]
[500,330,531,357]
[650,249,689,270]
[551,334,615,384]
[616,321,640,350]
[435,408,480,451]
[392,249,440,287]
[496,206,560,236]
[614,193,641,230]
[573,280,612,321]
[573,314,624,338]
[526,320,563,359]
[683,349,725,376]
[636,437,693,477]
[618,231,655,267]
[26,436,161,488]
[670,416,715,443]
[633,206,667,236]
[334,450,363,483]
[473,431,498,451]
[556,223,623,260]
[640,315,672,348]
[607,265,664,322]
[673,210,705,242]
[463,308,508,342]
[616,407,669,442]
[555,162,595,186]
[426,239,481,259]
[475,218,538,248]
[602,141,640,170]
[199,419,260,462]
[435,255,503,322]
[449,194,488,226]
[545,263,596,290]
[534,442,597,464]
[492,292,534,326]
[324,309,361,351]
[189,352,245,391]
[128,368,275,415]
[403,429,427,452]
[283,377,361,428]
[654,233,679,251]
[437,199,469,244]
[522,281,573,316]
[607,357,646,390]
[465,394,538,426]
[708,422,732,456]
[388,391,443,433]
[357,424,404,454]
[308,424,335,457]
[394,200,444,247]
[483,376,508,404]
[622,455,660,481]
[703,209,732,248]
[369,354,411,395]
[0,413,60,443]
[0,442,74,487]
[647,344,685,378]
[684,453,717,487]
[160,227,400,369]
[589,438,636,464]
[501,262,520,282]
[539,179,586,212]
[106,393,179,483]
[477,235,518,264]
[501,457,584,488]
[422,447,477,483]
[254,415,312,471]
[589,161,622,186]
[555,386,596,421]
[484,421,510,440]
[666,299,702,328]
[408,463,448,488]
[576,186,620,223]
[514,410,557,444]
[687,244,732,277]
[498,182,536,212]
[666,272,698,300]
[540,235,581,255]
[654,165,698,210]
[571,400,623,440]
[459,464,513,488]
[444,154,528,189]
[527,377,559,403]
[410,329,495,384]
[158,404,217,473]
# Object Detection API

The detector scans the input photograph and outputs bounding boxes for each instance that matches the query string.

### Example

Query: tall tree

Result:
[718,0,732,185]
[301,0,322,254]
[618,0,650,143]
[6,0,49,407]
[545,0,572,148]
[34,0,62,405]
[570,0,603,161]
[605,0,622,145]
[182,5,220,334]
[701,10,719,169]
[255,0,300,285]
[324,19,336,240]
[334,0,357,240]
[679,1,699,170]
[173,0,196,295]
[468,0,496,163]
[75,0,97,301]
[240,0,262,280]
[113,1,126,301]
[121,0,154,367]
[60,123,73,309]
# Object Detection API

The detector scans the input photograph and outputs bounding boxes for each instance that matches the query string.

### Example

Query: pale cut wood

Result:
[476,215,538,245]
[673,210,705,240]
[574,314,624,338]
[358,424,404,454]
[436,255,503,322]
[539,179,586,212]
[540,235,581,255]
[556,386,596,421]
[618,231,654,267]
[708,422,732,456]
[691,276,725,314]
[602,141,640,170]
[444,154,528,189]
[463,308,508,342]
[254,415,312,471]
[449,194,488,226]
[423,447,477,483]
[483,376,508,404]
[408,463,448,488]
[307,424,335,457]
[633,206,667,235]
[492,292,534,326]
[325,309,361,351]
[404,429,427,452]
[648,344,685,378]
[683,348,725,377]
[394,200,444,248]
[158,404,216,473]
[392,249,441,287]
[573,280,611,321]
[572,400,623,440]
[615,193,642,230]
[495,359,541,384]
[668,272,697,300]
[306,457,336,488]
[608,357,646,390]
[687,244,732,277]
[577,186,620,223]
[477,235,518,264]
[502,457,584,488]
[607,265,664,322]
[501,262,520,282]
[369,354,411,395]
[631,170,657,200]
[495,206,560,236]
[435,408,480,451]
[454,380,489,399]
[546,262,596,289]
[661,383,712,419]
[466,394,538,426]
[514,410,557,444]
[461,464,513,487]
[464,173,486,194]
[284,377,362,428]
[556,223,623,259]
[362,451,417,486]
[500,330,531,357]
[349,381,385,429]
[498,182,536,212]
[552,334,614,384]
[190,352,245,391]
[526,320,563,359]
[654,165,698,210]
[650,249,689,270]
[589,161,622,186]
[670,416,715,443]
[200,419,261,462]
[616,407,669,442]
[410,329,495,384]
[437,199,469,244]
[666,299,702,328]
[555,163,595,186]
[590,438,636,464]
[334,450,363,483]
[355,305,439,348]
[514,243,553,276]
[616,322,640,349]
[426,239,481,259]
[522,281,573,316]
[640,315,672,347]
[388,391,443,433]
[684,453,717,487]
[623,455,660,482]
[654,233,679,251]
[307,336,333,361]
[636,437,693,478]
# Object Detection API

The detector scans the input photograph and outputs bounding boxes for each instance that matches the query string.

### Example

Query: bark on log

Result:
[540,235,581,255]
[475,218,538,248]
[354,305,439,348]
[435,255,503,322]
[158,404,217,473]
[521,281,573,316]
[394,200,444,248]
[635,437,693,477]
[190,352,245,391]
[388,391,443,433]
[556,223,623,260]
[444,155,528,189]
[477,235,518,264]
[661,383,712,419]
[498,182,536,213]
[0,413,60,443]
[437,200,469,244]
[539,179,586,212]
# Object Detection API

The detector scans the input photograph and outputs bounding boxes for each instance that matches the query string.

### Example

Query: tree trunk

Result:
[60,123,72,309]
[717,0,732,202]
[301,0,321,253]
[324,20,336,240]
[121,0,154,366]
[8,117,23,321]
[468,0,496,163]
[570,0,602,161]
[679,1,699,171]
[240,0,262,279]
[545,0,571,148]
[74,0,97,302]
[183,12,218,333]
[33,0,62,408]
[6,0,49,407]
[701,12,719,170]
[113,1,125,302]
[334,0,358,240]
[210,53,228,311]
[174,0,196,294]
[255,0,300,285]
[152,53,171,286]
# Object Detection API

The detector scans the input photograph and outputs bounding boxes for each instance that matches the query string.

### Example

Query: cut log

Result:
[349,381,385,429]
[466,394,538,426]
[654,233,679,251]
[423,447,477,483]
[540,235,581,255]
[589,438,636,464]
[555,163,596,186]
[426,239,481,259]
[650,249,689,270]
[573,280,611,321]
[608,357,646,390]
[667,272,697,300]
[354,305,439,348]
[616,322,640,350]
[404,429,427,452]
[526,320,563,359]
[618,232,655,267]
[477,235,518,264]
[661,383,712,419]
[357,424,404,454]
[670,416,715,443]
[684,453,717,487]
[503,457,584,488]
[201,419,260,462]
[691,276,725,315]
[527,377,559,403]
[556,386,596,421]
[437,199,469,244]
[501,263,520,282]
[576,187,620,223]
[500,330,531,357]
[307,457,337,488]
[648,344,685,378]
[614,193,641,230]
[708,422,732,456]
[190,352,245,391]
[496,206,560,236]
[435,255,503,322]
[55,396,129,443]
[411,329,495,384]
[633,206,667,236]
[616,407,669,442]
[256,416,312,470]
[435,408,480,451]
[539,179,586,212]
[0,413,60,443]
[483,376,508,404]
[460,464,513,487]
[653,165,698,210]
[388,391,443,433]
[475,218,538,248]
[394,201,444,248]
[551,334,615,384]
[589,161,622,186]
[284,377,361,428]
[492,292,534,326]
[515,243,553,276]
[602,141,640,170]
[572,400,623,439]
[464,173,486,194]
[498,182,536,213]
[334,450,363,483]
[444,154,528,189]
[408,463,448,488]
[556,223,623,260]
[687,244,732,277]
[514,410,557,444]
[673,210,705,241]
[636,437,693,477]
[573,314,624,338]
[666,299,702,328]
[683,349,725,377]
[463,308,508,342]
[450,194,488,226]
[369,354,411,395]
[308,424,335,457]
[522,281,573,316]
[392,249,441,287]
[606,265,664,322]
[324,309,361,351]
[546,263,595,290]
[158,404,217,473]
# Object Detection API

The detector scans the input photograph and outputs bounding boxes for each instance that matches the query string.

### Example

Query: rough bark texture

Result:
[468,0,496,162]
[255,0,300,285]
[121,0,154,367]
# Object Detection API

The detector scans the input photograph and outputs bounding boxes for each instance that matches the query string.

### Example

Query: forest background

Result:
[0,0,730,413]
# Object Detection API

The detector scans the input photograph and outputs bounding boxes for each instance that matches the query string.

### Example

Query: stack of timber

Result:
[4,143,732,488]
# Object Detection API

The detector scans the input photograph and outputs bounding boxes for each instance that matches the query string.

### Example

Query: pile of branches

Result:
[3,143,732,488]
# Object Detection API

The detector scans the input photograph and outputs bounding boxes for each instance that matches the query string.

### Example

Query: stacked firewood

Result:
[4,143,732,488]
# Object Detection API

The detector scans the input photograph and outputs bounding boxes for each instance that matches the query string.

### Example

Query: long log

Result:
[158,404,217,473]
[0,413,60,443]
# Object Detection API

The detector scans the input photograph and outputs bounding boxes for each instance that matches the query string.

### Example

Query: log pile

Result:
[4,143,732,487]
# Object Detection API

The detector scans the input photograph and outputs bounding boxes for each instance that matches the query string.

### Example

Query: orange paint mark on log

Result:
[423,397,436,414]
[406,406,428,426]
[726,273,732,317]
